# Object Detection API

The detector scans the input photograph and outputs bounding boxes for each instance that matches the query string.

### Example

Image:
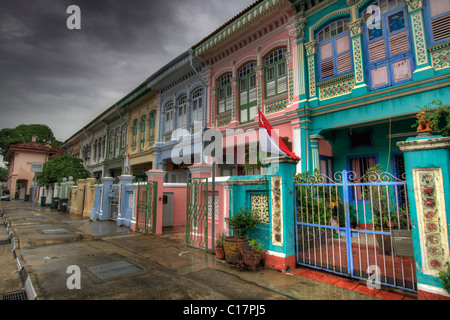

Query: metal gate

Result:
[109,184,120,220]
[294,169,416,292]
[136,181,158,235]
[186,177,208,250]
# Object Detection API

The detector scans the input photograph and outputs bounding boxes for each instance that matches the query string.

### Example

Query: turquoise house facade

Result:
[291,0,449,178]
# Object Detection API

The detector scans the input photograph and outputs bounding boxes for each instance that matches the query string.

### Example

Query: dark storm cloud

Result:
[0,0,255,142]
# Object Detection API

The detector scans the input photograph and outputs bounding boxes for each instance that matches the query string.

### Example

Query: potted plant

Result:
[240,239,264,270]
[439,262,450,294]
[224,207,261,264]
[214,231,226,260]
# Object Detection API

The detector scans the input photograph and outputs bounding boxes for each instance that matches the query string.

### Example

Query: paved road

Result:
[1,200,379,305]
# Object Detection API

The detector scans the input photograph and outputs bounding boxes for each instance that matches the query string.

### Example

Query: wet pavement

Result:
[1,200,416,304]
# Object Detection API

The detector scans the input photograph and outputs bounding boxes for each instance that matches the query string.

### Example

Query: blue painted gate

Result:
[294,169,417,292]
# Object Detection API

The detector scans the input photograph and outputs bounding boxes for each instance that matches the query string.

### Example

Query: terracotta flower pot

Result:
[215,246,225,260]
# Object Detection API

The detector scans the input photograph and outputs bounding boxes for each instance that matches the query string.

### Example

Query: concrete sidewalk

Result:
[0,200,415,301]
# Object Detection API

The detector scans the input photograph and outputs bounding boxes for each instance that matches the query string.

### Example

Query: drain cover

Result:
[41,228,69,234]
[88,260,143,280]
[3,290,27,300]
[24,217,46,221]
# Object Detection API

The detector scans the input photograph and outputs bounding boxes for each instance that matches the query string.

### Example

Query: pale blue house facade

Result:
[147,50,207,183]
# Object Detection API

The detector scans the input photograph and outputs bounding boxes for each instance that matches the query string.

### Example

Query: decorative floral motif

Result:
[411,11,428,66]
[265,98,288,115]
[271,176,283,246]
[416,169,448,276]
[431,48,450,71]
[308,56,316,98]
[318,76,355,100]
[352,37,364,84]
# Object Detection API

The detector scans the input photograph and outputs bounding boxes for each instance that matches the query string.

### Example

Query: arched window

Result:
[317,19,352,80]
[164,101,174,132]
[115,128,121,156]
[362,0,414,89]
[132,119,138,147]
[264,48,287,98]
[191,87,203,123]
[217,73,232,114]
[109,131,115,156]
[238,61,257,123]
[148,110,156,139]
[140,115,146,151]
[121,126,126,148]
[177,94,187,128]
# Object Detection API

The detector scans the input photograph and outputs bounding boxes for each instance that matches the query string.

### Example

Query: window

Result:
[121,126,126,148]
[317,19,352,81]
[109,131,115,156]
[164,102,174,132]
[426,0,450,44]
[148,110,156,139]
[349,155,377,200]
[363,0,414,89]
[132,119,138,149]
[140,115,146,151]
[264,48,287,98]
[238,61,257,123]
[177,94,187,128]
[191,87,203,128]
[115,128,121,156]
[217,73,232,114]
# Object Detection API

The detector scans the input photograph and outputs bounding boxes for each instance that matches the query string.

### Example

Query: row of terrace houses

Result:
[61,0,449,185]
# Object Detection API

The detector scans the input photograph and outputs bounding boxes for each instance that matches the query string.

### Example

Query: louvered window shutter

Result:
[429,0,450,42]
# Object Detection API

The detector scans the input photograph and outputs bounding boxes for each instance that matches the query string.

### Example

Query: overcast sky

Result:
[0,0,256,143]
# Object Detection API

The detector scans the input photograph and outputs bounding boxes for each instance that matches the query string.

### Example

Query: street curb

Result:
[2,212,37,300]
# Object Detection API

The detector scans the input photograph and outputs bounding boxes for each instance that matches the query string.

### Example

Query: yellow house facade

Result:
[125,89,159,181]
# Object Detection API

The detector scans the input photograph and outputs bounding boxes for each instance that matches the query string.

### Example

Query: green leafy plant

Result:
[439,262,450,294]
[215,231,225,248]
[248,239,263,254]
[225,207,261,238]
[413,100,450,137]
[35,155,91,186]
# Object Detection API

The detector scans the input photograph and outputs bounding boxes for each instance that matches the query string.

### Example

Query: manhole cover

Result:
[3,290,27,300]
[24,217,46,221]
[88,260,143,280]
[41,228,69,234]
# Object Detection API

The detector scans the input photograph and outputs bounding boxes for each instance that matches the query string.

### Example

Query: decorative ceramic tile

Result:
[318,76,355,100]
[271,176,283,246]
[431,47,450,71]
[413,168,449,276]
[411,11,428,66]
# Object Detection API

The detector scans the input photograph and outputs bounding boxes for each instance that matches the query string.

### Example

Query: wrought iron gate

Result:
[109,184,120,220]
[186,177,208,250]
[294,169,416,292]
[136,181,157,235]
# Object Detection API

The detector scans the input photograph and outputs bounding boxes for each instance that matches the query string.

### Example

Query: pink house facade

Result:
[193,0,302,174]
[4,141,63,200]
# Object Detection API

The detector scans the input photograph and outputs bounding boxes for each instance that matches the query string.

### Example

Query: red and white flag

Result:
[258,108,299,160]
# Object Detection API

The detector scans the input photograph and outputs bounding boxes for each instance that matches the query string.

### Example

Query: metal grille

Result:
[136,181,157,235]
[186,177,208,251]
[24,217,47,221]
[88,260,143,280]
[3,290,27,300]
[41,229,69,234]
